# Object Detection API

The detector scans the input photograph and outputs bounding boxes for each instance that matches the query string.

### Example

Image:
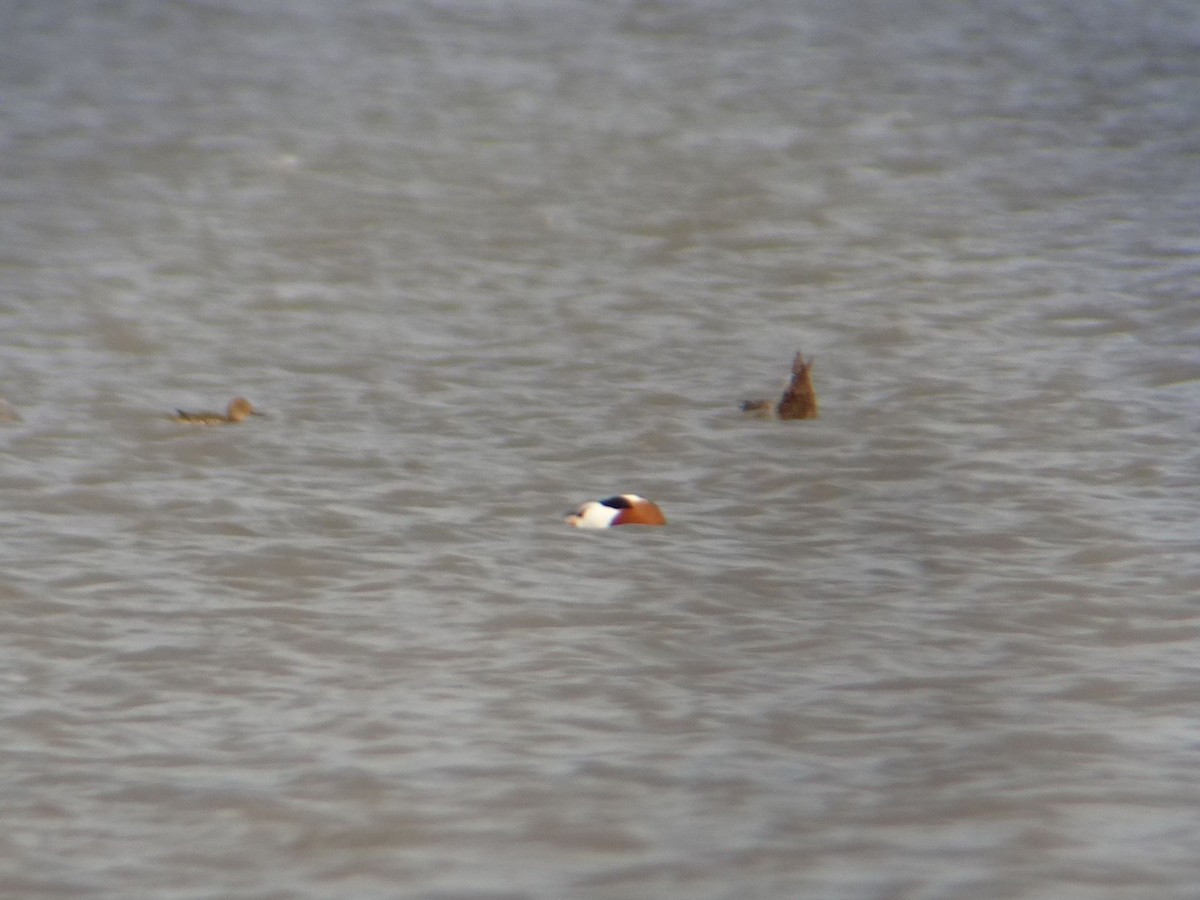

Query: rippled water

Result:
[4,1,1200,897]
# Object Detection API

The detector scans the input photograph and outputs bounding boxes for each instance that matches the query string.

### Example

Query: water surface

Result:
[3,1,1200,897]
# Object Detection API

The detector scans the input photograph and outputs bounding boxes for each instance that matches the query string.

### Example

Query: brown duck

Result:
[741,352,819,420]
[171,397,265,425]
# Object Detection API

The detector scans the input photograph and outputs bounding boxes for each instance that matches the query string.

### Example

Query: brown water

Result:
[3,1,1200,897]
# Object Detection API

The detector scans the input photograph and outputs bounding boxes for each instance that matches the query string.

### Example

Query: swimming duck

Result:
[741,352,819,420]
[171,397,265,425]
[565,494,667,528]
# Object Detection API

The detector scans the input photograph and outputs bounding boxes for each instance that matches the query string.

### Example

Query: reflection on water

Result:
[3,1,1200,897]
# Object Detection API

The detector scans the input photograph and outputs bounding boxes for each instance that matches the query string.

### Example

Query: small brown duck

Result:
[0,397,21,425]
[741,352,819,420]
[171,397,265,425]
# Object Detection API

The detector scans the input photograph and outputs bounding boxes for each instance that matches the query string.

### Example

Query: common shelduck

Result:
[565,494,667,528]
[172,397,265,425]
[741,352,819,420]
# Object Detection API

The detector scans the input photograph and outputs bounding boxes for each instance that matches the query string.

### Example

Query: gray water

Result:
[3,1,1200,897]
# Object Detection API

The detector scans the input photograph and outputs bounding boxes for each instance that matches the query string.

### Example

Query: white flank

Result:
[565,500,622,528]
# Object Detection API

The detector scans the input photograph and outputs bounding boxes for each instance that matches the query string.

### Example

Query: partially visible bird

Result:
[565,494,667,528]
[741,352,819,420]
[171,397,265,425]
[0,397,21,425]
